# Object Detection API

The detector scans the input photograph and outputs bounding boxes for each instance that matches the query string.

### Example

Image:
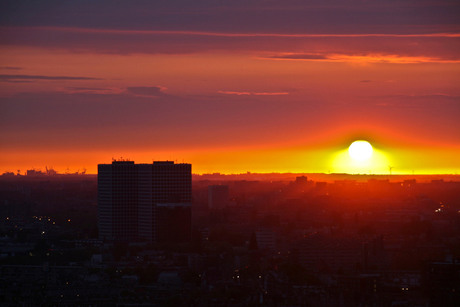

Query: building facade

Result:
[98,161,191,243]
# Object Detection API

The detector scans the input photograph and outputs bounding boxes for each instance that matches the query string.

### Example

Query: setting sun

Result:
[331,139,390,174]
[348,140,373,162]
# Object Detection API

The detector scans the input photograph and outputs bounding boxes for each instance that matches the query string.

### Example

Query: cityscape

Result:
[1,165,460,305]
[1,0,460,306]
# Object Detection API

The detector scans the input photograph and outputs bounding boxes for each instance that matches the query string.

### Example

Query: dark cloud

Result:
[267,54,329,60]
[1,80,32,83]
[0,0,458,34]
[66,87,112,91]
[2,26,458,61]
[126,86,166,97]
[218,90,289,96]
[0,66,22,70]
[0,74,102,81]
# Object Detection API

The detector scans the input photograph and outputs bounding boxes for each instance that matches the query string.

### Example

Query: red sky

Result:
[1,0,459,174]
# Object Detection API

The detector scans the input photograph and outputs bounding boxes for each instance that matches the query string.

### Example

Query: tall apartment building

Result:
[98,161,191,243]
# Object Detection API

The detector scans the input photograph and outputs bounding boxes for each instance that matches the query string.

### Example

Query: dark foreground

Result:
[0,173,459,306]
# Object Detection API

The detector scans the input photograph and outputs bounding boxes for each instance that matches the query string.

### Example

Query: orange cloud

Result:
[126,86,168,97]
[263,53,460,64]
[218,90,289,96]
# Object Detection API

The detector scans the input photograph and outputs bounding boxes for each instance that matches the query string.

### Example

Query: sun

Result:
[348,140,373,162]
[331,139,389,173]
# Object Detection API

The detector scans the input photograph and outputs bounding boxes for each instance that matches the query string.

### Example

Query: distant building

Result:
[98,161,191,243]
[402,179,416,188]
[255,229,276,251]
[297,235,386,273]
[1,172,15,177]
[297,235,362,273]
[208,185,229,209]
[424,258,460,305]
[26,170,45,176]
[295,176,308,184]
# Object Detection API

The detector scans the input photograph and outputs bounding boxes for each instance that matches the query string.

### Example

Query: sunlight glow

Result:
[331,141,389,174]
[348,140,373,162]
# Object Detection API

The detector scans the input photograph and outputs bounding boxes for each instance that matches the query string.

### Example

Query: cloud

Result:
[2,25,459,61]
[0,66,22,70]
[331,54,459,64]
[0,1,459,35]
[126,86,167,97]
[1,80,32,83]
[266,53,329,60]
[0,74,102,82]
[253,92,289,96]
[218,90,289,96]
[66,87,113,91]
[262,53,460,64]
[6,27,460,39]
[1,1,459,58]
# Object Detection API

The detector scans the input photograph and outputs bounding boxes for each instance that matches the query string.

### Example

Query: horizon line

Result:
[3,171,459,176]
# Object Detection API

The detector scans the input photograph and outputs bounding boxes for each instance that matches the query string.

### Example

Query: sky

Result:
[1,0,459,174]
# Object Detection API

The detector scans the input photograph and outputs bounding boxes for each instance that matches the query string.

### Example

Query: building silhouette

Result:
[208,185,229,209]
[98,161,191,243]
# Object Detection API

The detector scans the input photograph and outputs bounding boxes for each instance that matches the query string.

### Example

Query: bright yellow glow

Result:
[348,140,373,162]
[331,142,390,174]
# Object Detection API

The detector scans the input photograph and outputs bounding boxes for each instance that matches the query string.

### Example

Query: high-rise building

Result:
[98,160,191,243]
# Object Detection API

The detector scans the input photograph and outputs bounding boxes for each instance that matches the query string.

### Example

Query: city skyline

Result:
[1,0,459,174]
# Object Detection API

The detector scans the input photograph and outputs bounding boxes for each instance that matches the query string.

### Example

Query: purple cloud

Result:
[1,1,458,34]
[0,74,102,82]
[66,87,112,91]
[266,53,329,60]
[0,66,22,70]
[126,86,166,97]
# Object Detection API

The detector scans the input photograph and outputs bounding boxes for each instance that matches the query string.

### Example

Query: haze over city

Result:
[1,0,459,175]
